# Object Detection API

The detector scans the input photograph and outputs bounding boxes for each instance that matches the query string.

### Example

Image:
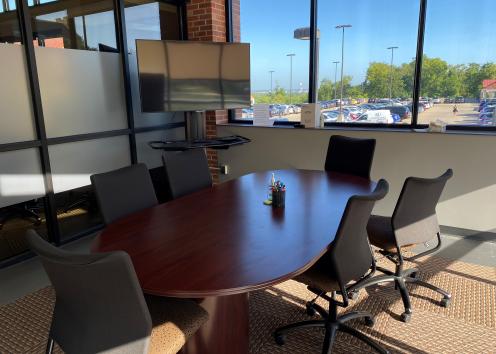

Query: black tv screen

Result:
[136,40,251,112]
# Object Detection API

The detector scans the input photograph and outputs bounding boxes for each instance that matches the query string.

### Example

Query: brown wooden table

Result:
[91,169,375,354]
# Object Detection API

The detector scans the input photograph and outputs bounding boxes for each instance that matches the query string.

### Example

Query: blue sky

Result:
[241,0,496,91]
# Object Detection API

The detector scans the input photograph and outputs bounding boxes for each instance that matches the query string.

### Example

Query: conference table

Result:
[91,169,375,354]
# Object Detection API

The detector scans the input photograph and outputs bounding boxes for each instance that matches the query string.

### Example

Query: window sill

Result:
[219,122,496,136]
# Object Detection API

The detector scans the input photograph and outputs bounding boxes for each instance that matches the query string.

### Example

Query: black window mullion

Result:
[411,0,427,128]
[308,0,318,104]
[112,0,138,164]
[16,0,61,244]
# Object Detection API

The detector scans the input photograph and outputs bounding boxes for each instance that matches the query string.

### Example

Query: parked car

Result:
[455,96,465,103]
[322,110,339,122]
[383,105,411,120]
[352,110,393,124]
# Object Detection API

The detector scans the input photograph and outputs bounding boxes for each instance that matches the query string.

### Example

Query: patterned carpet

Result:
[1,252,495,353]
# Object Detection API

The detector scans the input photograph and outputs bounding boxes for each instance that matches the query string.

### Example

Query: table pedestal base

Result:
[180,293,249,354]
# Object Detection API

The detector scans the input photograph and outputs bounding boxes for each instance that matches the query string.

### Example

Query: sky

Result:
[241,0,496,91]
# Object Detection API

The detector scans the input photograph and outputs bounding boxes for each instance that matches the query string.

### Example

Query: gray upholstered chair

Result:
[91,163,158,225]
[25,229,208,354]
[162,149,212,199]
[325,135,376,179]
[365,169,453,322]
[274,180,390,354]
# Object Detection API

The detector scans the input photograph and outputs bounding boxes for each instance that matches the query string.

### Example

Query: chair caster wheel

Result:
[274,333,286,346]
[400,312,412,323]
[348,290,359,300]
[305,303,316,316]
[440,297,451,308]
[364,316,375,327]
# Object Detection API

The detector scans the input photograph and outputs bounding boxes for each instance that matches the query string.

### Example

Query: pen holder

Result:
[272,190,286,208]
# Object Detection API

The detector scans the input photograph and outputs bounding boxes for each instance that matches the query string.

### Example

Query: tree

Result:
[363,62,406,98]
[420,56,449,97]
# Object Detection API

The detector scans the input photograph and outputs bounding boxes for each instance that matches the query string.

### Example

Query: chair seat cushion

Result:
[146,296,209,354]
[294,257,340,293]
[367,215,398,251]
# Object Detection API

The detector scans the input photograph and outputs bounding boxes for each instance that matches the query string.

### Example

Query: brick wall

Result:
[186,0,231,183]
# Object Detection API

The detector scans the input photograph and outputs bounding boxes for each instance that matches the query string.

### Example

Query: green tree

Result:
[363,62,405,98]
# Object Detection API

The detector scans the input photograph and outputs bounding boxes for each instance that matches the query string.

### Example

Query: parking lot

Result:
[418,103,479,125]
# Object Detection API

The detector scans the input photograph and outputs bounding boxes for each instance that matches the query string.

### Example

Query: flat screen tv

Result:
[136,40,251,112]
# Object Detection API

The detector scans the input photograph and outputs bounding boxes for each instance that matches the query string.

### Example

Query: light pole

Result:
[336,24,352,122]
[387,46,399,101]
[286,53,295,104]
[332,61,340,100]
[269,70,275,97]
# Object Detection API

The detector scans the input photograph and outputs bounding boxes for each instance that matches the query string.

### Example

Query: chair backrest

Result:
[328,179,389,289]
[91,163,158,225]
[392,169,453,247]
[324,135,376,179]
[162,149,212,199]
[25,229,152,354]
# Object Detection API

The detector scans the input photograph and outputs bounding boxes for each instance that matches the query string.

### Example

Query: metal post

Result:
[269,70,275,96]
[333,61,340,99]
[287,53,295,104]
[336,24,351,122]
[388,46,399,101]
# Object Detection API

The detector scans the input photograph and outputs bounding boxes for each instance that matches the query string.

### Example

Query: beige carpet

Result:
[1,253,495,353]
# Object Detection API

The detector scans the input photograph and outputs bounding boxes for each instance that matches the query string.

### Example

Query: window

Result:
[421,0,496,127]
[29,0,117,50]
[238,0,310,124]
[318,0,419,126]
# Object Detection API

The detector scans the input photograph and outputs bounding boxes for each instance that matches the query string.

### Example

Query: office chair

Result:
[365,169,453,322]
[25,229,208,354]
[325,135,376,179]
[274,180,390,354]
[162,149,212,199]
[91,163,158,225]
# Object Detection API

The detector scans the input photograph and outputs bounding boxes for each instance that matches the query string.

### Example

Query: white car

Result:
[352,110,393,124]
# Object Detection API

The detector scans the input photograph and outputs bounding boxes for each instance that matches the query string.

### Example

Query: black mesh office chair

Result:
[325,135,376,179]
[162,149,212,199]
[90,163,158,225]
[274,180,390,354]
[364,169,453,322]
[25,229,208,354]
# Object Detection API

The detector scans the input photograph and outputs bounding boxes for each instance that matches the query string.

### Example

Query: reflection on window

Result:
[0,0,21,44]
[29,0,117,50]
[421,0,496,127]
[0,198,48,262]
[318,0,419,125]
[54,186,102,242]
[239,0,310,123]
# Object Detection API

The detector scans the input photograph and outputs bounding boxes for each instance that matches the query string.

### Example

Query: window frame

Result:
[0,0,186,268]
[227,0,496,133]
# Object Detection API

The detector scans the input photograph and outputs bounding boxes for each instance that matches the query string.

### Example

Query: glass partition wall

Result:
[0,0,185,266]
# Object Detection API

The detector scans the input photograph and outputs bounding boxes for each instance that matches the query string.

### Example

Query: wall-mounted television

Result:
[136,40,251,112]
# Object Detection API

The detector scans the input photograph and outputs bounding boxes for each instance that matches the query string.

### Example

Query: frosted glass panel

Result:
[0,149,46,208]
[36,47,128,137]
[136,128,185,168]
[49,136,131,193]
[0,44,37,144]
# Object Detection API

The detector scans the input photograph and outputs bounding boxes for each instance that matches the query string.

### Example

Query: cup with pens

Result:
[271,180,286,208]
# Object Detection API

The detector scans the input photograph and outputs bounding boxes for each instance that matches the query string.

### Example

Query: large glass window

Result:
[421,0,496,127]
[0,149,48,262]
[30,0,117,50]
[317,0,419,125]
[239,0,310,124]
[0,1,38,144]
